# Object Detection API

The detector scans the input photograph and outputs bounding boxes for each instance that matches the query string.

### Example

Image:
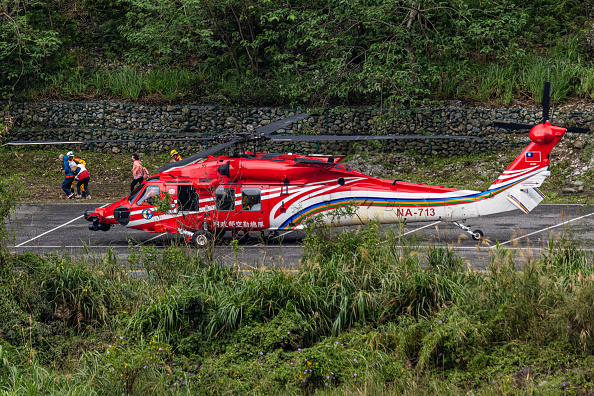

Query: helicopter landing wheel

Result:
[260,230,272,240]
[472,230,484,241]
[192,230,212,248]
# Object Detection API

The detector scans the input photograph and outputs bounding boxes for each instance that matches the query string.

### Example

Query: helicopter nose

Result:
[84,209,95,221]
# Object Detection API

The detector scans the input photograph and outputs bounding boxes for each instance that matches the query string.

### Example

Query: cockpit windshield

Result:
[128,183,145,204]
[136,185,160,206]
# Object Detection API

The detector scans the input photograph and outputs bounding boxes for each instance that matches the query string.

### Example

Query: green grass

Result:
[26,67,206,103]
[2,222,594,394]
[476,63,518,105]
[0,147,171,202]
[14,51,594,107]
[430,52,593,106]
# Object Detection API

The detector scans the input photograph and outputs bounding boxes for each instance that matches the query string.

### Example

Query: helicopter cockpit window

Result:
[215,188,235,211]
[136,186,160,206]
[128,183,145,204]
[242,188,261,211]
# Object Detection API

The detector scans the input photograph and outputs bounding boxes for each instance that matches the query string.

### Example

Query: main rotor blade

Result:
[156,139,239,173]
[254,113,314,136]
[2,136,217,146]
[542,81,551,122]
[269,134,484,142]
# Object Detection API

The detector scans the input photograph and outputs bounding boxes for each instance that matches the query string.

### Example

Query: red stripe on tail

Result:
[489,122,566,189]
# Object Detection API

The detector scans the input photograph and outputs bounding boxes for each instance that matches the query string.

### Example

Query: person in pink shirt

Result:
[130,153,149,192]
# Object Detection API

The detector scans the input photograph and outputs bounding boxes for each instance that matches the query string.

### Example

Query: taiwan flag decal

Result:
[525,151,541,162]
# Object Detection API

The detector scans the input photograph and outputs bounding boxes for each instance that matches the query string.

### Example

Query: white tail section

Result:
[488,167,551,191]
[505,188,546,214]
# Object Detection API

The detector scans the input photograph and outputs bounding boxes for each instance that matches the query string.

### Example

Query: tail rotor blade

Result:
[542,81,551,122]
[565,126,590,134]
[493,121,535,131]
[494,121,590,134]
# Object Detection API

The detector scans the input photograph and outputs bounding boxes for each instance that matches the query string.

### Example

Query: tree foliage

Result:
[0,0,61,97]
[0,0,590,105]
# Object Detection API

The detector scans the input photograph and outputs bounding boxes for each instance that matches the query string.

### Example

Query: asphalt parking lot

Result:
[6,202,594,269]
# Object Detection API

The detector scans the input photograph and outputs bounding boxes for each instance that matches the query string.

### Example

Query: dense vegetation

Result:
[2,0,594,106]
[2,190,594,393]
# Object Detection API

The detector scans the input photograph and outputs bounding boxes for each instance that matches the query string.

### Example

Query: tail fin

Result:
[488,122,566,191]
[486,122,566,213]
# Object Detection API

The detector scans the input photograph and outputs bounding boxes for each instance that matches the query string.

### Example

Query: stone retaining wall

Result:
[2,101,592,156]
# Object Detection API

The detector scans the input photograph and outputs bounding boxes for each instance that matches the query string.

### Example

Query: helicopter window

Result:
[215,188,235,211]
[136,186,160,206]
[128,183,145,204]
[242,188,261,211]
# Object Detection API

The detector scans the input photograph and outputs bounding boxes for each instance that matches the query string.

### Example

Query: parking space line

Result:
[10,244,305,249]
[493,212,594,248]
[399,221,441,236]
[133,233,163,247]
[15,203,110,247]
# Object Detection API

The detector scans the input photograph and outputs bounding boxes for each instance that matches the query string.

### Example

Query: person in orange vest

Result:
[170,149,183,163]
[67,151,87,196]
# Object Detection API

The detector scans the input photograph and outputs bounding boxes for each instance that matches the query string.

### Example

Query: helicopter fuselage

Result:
[85,147,549,242]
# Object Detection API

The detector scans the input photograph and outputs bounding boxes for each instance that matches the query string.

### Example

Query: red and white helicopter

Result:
[4,82,588,246]
[78,83,588,246]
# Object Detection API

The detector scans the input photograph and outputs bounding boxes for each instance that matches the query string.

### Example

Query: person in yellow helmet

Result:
[170,149,183,163]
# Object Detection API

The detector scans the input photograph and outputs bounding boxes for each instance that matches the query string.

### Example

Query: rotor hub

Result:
[529,122,565,144]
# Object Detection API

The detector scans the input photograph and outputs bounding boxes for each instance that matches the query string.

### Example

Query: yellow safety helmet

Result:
[170,150,178,157]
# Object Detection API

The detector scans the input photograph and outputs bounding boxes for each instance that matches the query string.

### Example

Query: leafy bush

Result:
[0,176,25,269]
[3,224,594,393]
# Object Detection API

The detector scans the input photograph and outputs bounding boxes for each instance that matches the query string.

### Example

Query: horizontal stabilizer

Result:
[518,170,550,188]
[506,188,546,214]
[489,167,550,191]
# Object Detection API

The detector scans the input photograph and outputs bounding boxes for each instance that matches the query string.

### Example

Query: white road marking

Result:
[15,203,110,247]
[133,233,163,247]
[11,245,170,249]
[493,212,594,248]
[399,221,441,236]
[10,244,305,249]
[268,231,296,241]
[13,244,594,252]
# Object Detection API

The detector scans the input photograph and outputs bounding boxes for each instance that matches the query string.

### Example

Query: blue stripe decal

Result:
[278,172,543,230]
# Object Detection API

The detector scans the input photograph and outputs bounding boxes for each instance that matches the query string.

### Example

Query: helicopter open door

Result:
[177,183,200,213]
